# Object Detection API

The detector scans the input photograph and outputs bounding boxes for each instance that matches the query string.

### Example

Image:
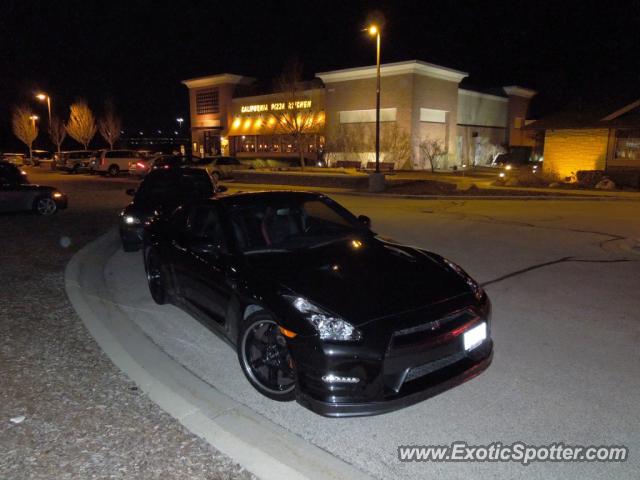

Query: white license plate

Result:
[464,322,487,351]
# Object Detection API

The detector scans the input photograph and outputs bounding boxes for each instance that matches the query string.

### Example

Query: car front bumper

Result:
[119,224,143,248]
[54,195,68,210]
[296,341,492,417]
[290,297,493,417]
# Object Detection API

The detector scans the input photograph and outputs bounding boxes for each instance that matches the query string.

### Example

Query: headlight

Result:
[443,258,485,302]
[123,215,140,225]
[284,296,362,342]
[52,192,63,198]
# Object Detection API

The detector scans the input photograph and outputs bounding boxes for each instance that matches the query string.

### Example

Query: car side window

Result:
[187,206,228,252]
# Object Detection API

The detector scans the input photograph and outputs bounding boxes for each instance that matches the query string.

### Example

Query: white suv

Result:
[91,150,143,176]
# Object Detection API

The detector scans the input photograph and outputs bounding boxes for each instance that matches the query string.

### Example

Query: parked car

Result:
[129,154,191,177]
[1,153,26,166]
[0,160,68,215]
[153,155,191,170]
[29,150,54,166]
[91,150,143,176]
[56,150,95,174]
[119,167,223,251]
[191,155,250,181]
[142,191,492,416]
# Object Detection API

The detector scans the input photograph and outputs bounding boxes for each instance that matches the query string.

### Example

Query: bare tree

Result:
[12,106,38,159]
[419,136,446,172]
[66,99,97,149]
[269,63,318,170]
[98,101,122,150]
[49,116,66,153]
[381,123,411,169]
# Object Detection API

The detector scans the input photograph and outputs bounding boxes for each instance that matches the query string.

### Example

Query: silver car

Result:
[0,161,68,215]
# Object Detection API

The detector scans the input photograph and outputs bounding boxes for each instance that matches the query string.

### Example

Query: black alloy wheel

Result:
[33,196,58,215]
[145,250,166,305]
[238,313,296,401]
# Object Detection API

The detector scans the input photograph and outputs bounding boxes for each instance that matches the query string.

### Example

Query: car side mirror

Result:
[357,215,371,228]
[216,185,228,193]
[126,188,136,196]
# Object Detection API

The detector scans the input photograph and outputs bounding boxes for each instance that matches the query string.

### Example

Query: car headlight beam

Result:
[285,296,362,342]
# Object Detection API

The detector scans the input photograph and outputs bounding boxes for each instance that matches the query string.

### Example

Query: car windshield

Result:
[226,197,368,253]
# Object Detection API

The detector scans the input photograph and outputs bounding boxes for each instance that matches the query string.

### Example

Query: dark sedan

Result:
[143,191,492,417]
[0,161,68,215]
[119,167,221,251]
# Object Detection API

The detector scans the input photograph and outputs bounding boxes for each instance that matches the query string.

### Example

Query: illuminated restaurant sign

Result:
[240,100,312,113]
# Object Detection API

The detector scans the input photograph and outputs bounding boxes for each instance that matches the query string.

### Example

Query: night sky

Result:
[2,0,639,151]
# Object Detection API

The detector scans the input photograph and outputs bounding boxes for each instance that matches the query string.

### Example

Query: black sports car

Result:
[143,191,492,417]
[0,160,68,215]
[119,167,222,252]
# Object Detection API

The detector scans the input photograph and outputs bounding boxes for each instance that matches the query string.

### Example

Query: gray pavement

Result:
[0,168,254,480]
[100,194,640,479]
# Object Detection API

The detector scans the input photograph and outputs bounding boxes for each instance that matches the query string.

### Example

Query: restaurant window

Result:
[196,88,219,115]
[235,135,256,153]
[257,136,270,152]
[615,130,640,160]
[269,136,282,152]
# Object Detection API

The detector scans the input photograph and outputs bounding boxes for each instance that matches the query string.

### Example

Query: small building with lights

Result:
[527,97,640,186]
[182,60,536,169]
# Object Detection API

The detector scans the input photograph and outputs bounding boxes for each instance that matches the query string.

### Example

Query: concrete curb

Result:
[227,182,638,201]
[64,229,373,480]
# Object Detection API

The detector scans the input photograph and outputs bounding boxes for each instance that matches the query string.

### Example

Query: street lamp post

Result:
[29,115,39,161]
[367,24,385,192]
[369,25,381,174]
[36,93,52,132]
[176,117,184,131]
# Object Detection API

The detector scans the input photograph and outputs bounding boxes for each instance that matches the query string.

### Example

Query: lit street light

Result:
[35,93,52,131]
[176,117,184,131]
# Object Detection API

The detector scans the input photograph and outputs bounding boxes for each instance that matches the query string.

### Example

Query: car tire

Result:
[107,164,120,177]
[145,249,166,305]
[237,312,296,401]
[33,196,58,216]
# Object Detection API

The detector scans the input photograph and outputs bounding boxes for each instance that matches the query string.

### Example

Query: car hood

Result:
[246,236,472,325]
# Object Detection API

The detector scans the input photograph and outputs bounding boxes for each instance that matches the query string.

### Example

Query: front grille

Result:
[404,350,466,383]
[389,309,477,352]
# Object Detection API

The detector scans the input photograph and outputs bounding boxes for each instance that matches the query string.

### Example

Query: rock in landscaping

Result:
[595,178,616,190]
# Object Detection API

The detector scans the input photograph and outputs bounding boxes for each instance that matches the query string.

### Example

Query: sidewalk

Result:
[64,229,373,480]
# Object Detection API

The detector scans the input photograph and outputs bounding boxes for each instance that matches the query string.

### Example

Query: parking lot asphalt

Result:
[0,167,254,480]
[96,188,640,479]
[4,168,640,479]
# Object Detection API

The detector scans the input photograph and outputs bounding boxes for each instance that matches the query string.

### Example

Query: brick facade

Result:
[543,128,609,179]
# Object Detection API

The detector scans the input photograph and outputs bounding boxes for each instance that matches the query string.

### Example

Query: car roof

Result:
[205,190,324,206]
[0,160,20,167]
[146,166,207,177]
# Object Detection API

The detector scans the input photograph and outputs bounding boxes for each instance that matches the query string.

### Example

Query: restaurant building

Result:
[182,60,536,169]
[527,97,640,185]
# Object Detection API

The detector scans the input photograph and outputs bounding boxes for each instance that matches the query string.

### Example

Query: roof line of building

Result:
[316,60,468,83]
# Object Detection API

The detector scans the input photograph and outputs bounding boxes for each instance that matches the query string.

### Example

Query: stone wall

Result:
[543,128,609,180]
